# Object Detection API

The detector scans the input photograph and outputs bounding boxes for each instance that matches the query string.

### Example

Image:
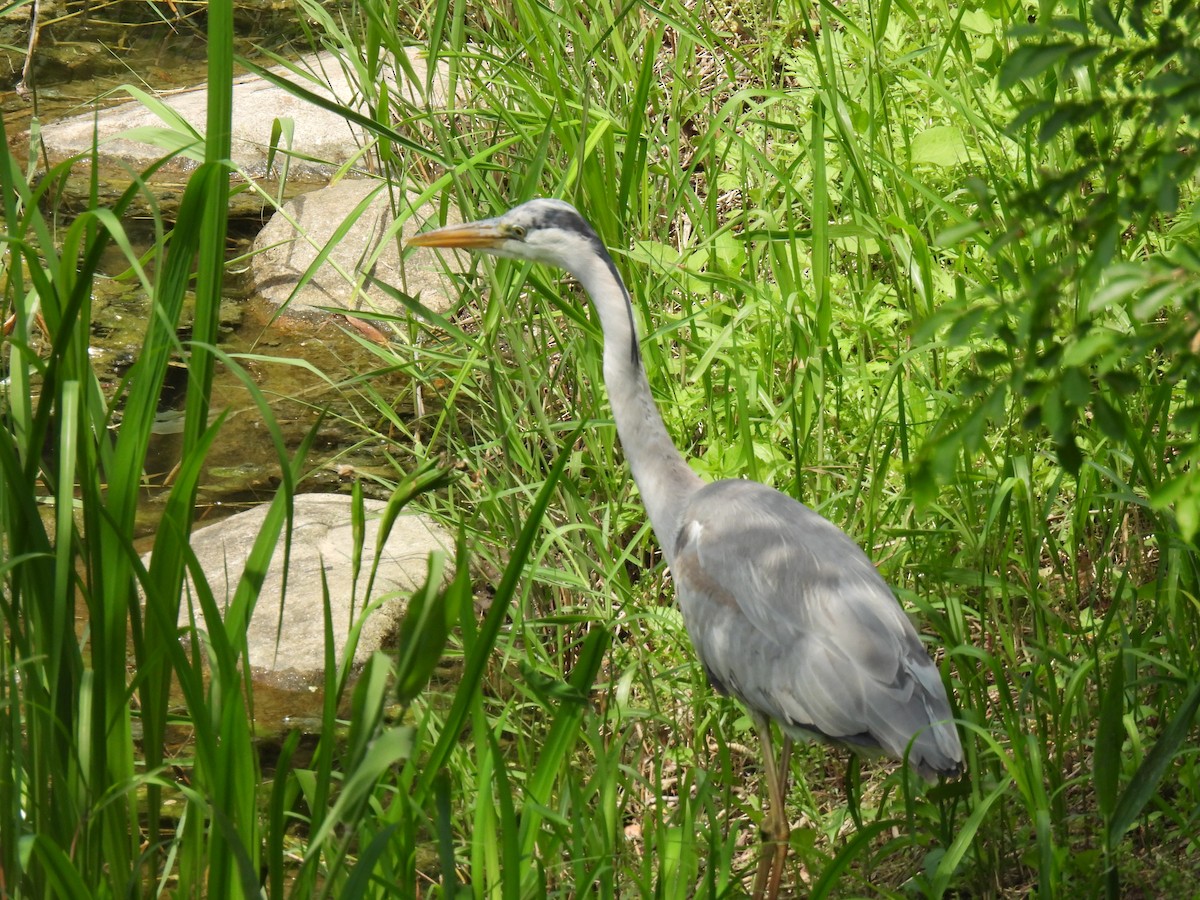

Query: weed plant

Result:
[2,0,1199,897]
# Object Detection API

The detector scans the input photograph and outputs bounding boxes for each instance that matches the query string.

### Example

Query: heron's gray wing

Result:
[672,479,962,778]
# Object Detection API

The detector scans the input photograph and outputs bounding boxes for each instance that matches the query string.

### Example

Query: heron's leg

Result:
[750,713,793,900]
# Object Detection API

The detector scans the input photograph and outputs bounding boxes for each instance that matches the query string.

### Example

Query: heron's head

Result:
[407,198,606,277]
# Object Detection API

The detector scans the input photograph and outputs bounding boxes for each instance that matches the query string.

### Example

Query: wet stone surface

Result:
[144,494,454,689]
[250,178,465,319]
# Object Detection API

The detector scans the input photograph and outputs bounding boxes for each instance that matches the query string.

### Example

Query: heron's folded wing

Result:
[672,479,961,774]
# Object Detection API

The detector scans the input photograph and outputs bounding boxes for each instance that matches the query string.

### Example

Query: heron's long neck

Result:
[568,251,703,564]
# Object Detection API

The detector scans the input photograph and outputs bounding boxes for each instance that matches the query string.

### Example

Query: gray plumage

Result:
[674,479,961,779]
[409,197,963,894]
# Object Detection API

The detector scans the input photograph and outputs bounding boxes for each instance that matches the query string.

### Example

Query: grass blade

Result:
[1108,677,1200,847]
[413,425,585,801]
[1094,649,1126,823]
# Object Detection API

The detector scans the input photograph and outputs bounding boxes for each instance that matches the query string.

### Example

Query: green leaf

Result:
[911,125,971,167]
[435,770,458,898]
[1061,367,1092,408]
[960,9,996,34]
[517,624,613,880]
[712,230,746,275]
[413,426,584,802]
[1057,433,1084,475]
[28,837,95,900]
[1061,330,1115,369]
[1094,651,1126,822]
[628,239,681,271]
[1092,1,1124,36]
[519,659,591,706]
[1037,100,1104,143]
[1176,494,1200,543]
[393,552,451,706]
[998,43,1076,90]
[930,776,1013,895]
[1089,265,1150,313]
[305,727,417,855]
[1108,677,1200,847]
[487,729,521,897]
[1091,396,1130,444]
[811,818,907,899]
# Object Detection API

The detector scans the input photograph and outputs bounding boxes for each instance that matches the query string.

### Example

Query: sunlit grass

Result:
[370,0,1200,895]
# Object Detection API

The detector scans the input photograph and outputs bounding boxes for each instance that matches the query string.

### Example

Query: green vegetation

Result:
[2,0,1198,896]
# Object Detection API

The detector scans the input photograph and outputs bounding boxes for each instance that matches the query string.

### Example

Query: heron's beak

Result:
[407,220,506,250]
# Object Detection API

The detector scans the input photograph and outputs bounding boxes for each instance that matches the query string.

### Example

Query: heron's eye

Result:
[508,224,527,240]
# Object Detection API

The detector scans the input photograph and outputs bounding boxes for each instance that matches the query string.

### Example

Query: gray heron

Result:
[408,198,963,898]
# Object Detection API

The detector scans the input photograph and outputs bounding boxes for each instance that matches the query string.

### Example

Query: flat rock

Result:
[29,49,454,184]
[251,179,464,317]
[151,493,454,687]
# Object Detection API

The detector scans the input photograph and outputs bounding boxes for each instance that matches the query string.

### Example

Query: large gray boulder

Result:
[250,179,464,318]
[28,49,455,184]
[152,493,454,687]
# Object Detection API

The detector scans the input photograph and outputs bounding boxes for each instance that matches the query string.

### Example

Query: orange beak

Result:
[407,220,507,250]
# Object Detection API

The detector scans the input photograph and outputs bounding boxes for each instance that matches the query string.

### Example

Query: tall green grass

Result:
[352,0,1197,894]
[0,2,272,893]
[2,0,1198,896]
